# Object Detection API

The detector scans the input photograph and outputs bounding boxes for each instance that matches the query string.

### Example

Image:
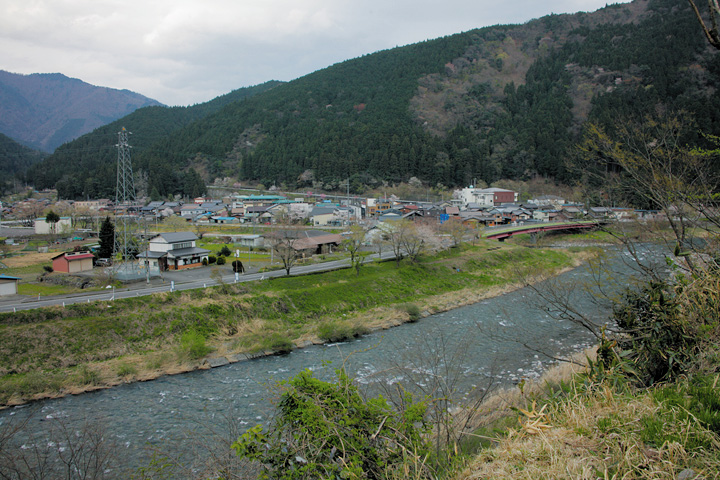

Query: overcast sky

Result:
[1,1,631,107]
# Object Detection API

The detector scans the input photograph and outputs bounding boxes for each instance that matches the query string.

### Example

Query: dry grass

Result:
[2,252,56,268]
[455,362,720,480]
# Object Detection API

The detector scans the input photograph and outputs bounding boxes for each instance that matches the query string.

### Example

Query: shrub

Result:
[401,303,422,322]
[76,365,101,386]
[263,333,293,354]
[178,330,213,360]
[232,369,432,479]
[317,322,369,343]
[208,255,217,265]
[613,281,698,386]
[202,258,208,266]
[219,245,232,257]
[116,362,138,378]
[216,256,226,265]
[43,265,54,273]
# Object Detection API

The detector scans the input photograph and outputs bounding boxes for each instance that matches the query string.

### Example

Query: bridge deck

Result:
[483,221,601,241]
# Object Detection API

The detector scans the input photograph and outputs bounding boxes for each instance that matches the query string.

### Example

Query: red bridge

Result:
[483,221,602,241]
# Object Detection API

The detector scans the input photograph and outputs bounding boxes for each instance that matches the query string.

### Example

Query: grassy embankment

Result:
[454,370,720,479]
[0,240,583,407]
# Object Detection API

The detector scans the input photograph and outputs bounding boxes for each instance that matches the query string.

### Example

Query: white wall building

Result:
[456,187,518,209]
[34,217,72,235]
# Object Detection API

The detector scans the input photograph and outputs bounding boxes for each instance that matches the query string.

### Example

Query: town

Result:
[0,182,663,298]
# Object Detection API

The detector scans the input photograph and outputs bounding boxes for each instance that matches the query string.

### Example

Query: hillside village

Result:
[0,182,664,297]
[2,185,654,232]
[1,185,658,260]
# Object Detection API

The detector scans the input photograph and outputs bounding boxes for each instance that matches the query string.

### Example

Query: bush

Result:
[116,362,138,378]
[208,255,217,265]
[202,258,208,266]
[178,330,213,360]
[216,256,226,265]
[401,303,422,322]
[612,281,698,386]
[263,333,293,354]
[220,245,232,257]
[42,265,54,273]
[76,365,101,386]
[317,322,369,343]
[232,369,432,479]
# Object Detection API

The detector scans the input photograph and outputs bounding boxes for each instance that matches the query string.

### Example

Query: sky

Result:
[1,1,631,107]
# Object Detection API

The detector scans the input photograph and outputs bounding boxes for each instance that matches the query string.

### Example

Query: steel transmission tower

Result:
[113,127,142,280]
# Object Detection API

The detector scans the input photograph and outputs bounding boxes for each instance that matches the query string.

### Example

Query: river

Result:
[0,244,662,478]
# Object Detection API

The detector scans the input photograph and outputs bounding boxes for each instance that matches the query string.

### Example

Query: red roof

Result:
[52,252,94,261]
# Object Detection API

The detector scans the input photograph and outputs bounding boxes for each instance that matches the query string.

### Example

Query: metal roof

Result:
[166,247,211,258]
[152,232,198,243]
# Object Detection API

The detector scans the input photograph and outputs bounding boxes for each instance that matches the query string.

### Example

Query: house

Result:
[533,209,552,222]
[366,198,393,216]
[245,206,274,223]
[35,217,72,235]
[530,195,566,207]
[0,274,20,296]
[611,208,637,221]
[210,216,239,224]
[309,206,338,226]
[377,209,403,222]
[459,211,495,227]
[446,206,460,217]
[233,234,265,248]
[587,207,613,219]
[138,232,210,271]
[180,204,204,218]
[52,252,94,273]
[457,187,518,208]
[266,229,343,255]
[561,206,585,219]
[74,199,111,211]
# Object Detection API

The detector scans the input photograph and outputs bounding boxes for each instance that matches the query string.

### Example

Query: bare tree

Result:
[377,220,405,267]
[342,224,369,275]
[266,220,304,275]
[370,332,499,469]
[687,0,720,50]
[576,111,720,276]
[439,218,471,249]
[0,411,121,480]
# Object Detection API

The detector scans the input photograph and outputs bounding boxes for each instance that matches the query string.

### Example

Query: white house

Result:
[137,231,210,271]
[35,217,72,235]
[456,187,518,209]
[0,274,20,296]
[309,206,337,226]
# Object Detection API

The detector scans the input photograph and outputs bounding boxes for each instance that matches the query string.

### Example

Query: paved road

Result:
[0,252,396,313]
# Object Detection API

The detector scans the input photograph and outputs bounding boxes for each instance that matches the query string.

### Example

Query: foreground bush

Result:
[609,267,720,386]
[232,369,433,479]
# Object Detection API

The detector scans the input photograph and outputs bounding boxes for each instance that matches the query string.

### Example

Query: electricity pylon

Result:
[113,127,142,280]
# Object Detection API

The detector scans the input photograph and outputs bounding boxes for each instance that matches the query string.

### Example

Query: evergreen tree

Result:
[45,211,60,236]
[98,216,115,259]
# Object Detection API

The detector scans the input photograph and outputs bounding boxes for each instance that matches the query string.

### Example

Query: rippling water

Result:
[0,245,660,476]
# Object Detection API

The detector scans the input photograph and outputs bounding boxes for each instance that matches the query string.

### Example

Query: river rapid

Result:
[0,244,662,477]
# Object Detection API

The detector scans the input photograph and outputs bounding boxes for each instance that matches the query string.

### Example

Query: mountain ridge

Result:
[0,70,163,152]
[24,0,720,200]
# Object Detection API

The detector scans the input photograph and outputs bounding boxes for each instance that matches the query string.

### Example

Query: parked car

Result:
[94,258,112,267]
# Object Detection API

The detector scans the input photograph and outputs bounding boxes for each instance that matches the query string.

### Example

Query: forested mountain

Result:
[26,81,283,200]
[0,71,162,152]
[0,133,47,194]
[28,0,720,200]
